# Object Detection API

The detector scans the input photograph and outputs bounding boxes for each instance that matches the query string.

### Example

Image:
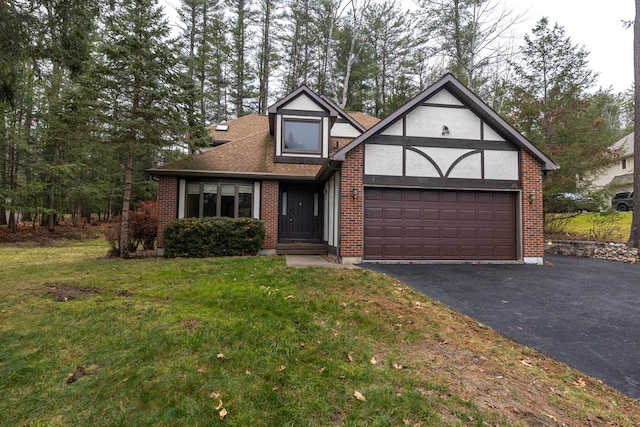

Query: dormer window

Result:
[283,118,321,153]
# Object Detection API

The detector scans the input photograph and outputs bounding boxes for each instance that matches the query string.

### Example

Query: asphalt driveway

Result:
[362,255,640,399]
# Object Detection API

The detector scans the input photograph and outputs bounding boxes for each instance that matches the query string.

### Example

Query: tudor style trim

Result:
[332,73,558,171]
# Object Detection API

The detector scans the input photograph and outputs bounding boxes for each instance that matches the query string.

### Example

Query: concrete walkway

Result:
[285,255,359,269]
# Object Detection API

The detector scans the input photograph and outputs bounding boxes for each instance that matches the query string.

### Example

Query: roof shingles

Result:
[155,110,378,178]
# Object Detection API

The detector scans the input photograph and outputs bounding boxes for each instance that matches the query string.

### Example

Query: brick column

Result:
[339,145,364,263]
[261,180,279,251]
[521,151,544,264]
[156,176,178,251]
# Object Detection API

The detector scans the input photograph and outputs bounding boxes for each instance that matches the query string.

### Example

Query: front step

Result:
[277,242,327,255]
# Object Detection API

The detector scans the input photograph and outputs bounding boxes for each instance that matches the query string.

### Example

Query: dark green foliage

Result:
[163,217,265,258]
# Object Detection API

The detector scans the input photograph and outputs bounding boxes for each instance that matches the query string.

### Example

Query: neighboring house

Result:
[592,132,634,191]
[149,74,557,265]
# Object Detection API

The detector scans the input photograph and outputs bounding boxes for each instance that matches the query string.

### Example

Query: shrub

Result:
[105,201,158,256]
[163,217,265,258]
[589,209,622,241]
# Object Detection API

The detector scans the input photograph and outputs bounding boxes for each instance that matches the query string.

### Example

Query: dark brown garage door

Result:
[364,188,517,260]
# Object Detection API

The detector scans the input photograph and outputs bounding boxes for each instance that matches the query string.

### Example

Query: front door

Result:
[279,187,321,242]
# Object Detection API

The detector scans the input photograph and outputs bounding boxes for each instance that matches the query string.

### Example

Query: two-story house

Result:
[592,132,634,191]
[149,74,557,264]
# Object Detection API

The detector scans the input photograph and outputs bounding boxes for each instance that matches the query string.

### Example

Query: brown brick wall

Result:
[261,180,279,249]
[521,151,544,258]
[339,145,364,258]
[157,176,178,248]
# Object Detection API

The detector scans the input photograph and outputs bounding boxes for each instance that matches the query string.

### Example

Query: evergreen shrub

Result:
[163,217,265,258]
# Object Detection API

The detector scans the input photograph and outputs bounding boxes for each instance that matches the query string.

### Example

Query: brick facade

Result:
[339,145,364,259]
[261,180,279,249]
[521,150,544,259]
[156,176,178,249]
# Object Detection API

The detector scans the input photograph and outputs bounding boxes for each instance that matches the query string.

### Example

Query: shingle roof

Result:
[151,109,379,179]
[153,114,321,179]
[611,132,634,157]
[348,111,380,130]
[207,114,269,143]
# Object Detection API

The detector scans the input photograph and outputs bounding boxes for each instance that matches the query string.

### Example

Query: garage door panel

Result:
[423,227,440,238]
[441,209,458,220]
[384,208,403,219]
[441,227,459,238]
[404,226,422,236]
[365,225,383,237]
[404,208,422,220]
[364,188,516,260]
[383,190,402,201]
[459,210,476,220]
[365,207,383,219]
[423,209,440,220]
[384,226,403,237]
[459,228,477,238]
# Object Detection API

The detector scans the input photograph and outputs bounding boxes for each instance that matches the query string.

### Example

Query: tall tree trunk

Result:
[628,0,640,248]
[257,0,271,114]
[120,146,134,259]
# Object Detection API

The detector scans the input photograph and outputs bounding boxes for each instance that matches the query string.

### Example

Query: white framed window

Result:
[282,118,322,153]
[185,182,253,218]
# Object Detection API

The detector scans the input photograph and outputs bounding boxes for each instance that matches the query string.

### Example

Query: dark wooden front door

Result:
[364,188,517,260]
[279,187,322,242]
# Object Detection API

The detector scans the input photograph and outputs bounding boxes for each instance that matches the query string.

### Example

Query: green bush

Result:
[163,217,265,258]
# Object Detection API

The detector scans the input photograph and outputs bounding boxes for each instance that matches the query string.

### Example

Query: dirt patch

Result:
[179,317,203,332]
[47,284,103,302]
[116,290,134,297]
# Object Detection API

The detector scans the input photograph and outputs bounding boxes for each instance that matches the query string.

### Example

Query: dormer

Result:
[268,85,340,164]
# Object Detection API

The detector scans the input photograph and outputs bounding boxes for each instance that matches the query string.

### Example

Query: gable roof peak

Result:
[267,84,339,116]
[331,73,558,171]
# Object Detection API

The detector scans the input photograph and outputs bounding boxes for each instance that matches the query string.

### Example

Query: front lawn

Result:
[546,212,633,242]
[1,241,639,426]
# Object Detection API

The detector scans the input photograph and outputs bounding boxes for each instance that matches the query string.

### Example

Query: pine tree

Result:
[94,0,192,258]
[228,0,256,117]
[507,18,619,198]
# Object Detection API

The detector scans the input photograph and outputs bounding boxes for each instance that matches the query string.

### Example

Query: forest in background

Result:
[0,0,634,236]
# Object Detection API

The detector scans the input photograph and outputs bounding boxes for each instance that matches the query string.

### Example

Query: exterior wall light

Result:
[442,125,450,135]
[352,187,359,199]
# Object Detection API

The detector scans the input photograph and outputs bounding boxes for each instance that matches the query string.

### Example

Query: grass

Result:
[1,241,639,426]
[547,211,633,242]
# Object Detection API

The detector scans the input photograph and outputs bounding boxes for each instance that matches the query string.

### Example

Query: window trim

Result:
[281,117,322,154]
[185,181,254,219]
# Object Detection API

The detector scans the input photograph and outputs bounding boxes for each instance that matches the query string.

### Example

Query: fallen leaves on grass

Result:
[219,408,227,420]
[520,358,532,367]
[354,390,366,402]
[216,353,225,360]
[392,363,404,370]
[370,356,378,365]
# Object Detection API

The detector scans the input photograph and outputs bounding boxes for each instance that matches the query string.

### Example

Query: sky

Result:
[502,0,634,92]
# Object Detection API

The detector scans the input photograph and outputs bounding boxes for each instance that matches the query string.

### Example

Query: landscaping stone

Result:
[545,240,640,263]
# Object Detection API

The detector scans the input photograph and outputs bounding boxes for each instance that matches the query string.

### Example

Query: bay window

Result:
[185,182,253,218]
